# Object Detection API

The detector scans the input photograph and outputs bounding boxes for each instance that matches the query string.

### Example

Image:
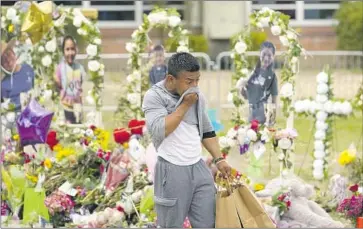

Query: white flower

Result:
[237,127,247,138]
[227,128,238,139]
[85,128,94,137]
[176,45,189,53]
[73,15,83,27]
[11,15,19,25]
[182,29,189,35]
[314,150,326,159]
[125,42,137,53]
[45,38,57,52]
[341,101,352,115]
[278,138,292,150]
[323,101,334,113]
[6,112,15,123]
[313,169,324,180]
[290,56,298,64]
[93,38,102,45]
[43,90,52,101]
[131,30,138,39]
[316,72,328,83]
[279,36,289,47]
[38,46,45,52]
[294,101,305,113]
[316,111,328,121]
[88,60,101,72]
[256,22,263,28]
[234,41,247,54]
[313,159,325,170]
[314,130,326,140]
[286,31,297,40]
[246,129,257,142]
[86,95,95,105]
[6,8,17,21]
[41,55,52,67]
[219,137,229,149]
[271,25,281,36]
[280,83,294,98]
[332,102,343,115]
[316,121,328,131]
[314,140,325,151]
[230,53,235,59]
[227,93,234,103]
[261,7,273,14]
[316,95,328,104]
[147,11,168,25]
[227,138,236,148]
[127,93,141,107]
[259,17,270,27]
[168,15,181,27]
[241,68,249,75]
[1,99,10,110]
[317,83,329,95]
[281,169,289,177]
[168,31,174,37]
[77,28,87,36]
[86,44,98,57]
[131,190,143,203]
[277,153,285,160]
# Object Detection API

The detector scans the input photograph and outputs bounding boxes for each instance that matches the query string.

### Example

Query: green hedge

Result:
[166,34,209,53]
[334,1,363,51]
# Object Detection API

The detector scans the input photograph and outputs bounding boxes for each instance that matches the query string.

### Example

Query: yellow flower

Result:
[26,174,38,183]
[12,134,19,141]
[254,183,265,191]
[53,144,63,153]
[56,147,76,161]
[338,149,356,166]
[123,142,129,149]
[44,158,52,169]
[8,24,14,33]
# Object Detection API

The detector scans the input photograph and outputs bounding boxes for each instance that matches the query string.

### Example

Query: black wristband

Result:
[203,131,216,139]
[213,157,225,164]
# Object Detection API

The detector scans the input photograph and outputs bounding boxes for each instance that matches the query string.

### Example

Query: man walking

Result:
[142,52,232,228]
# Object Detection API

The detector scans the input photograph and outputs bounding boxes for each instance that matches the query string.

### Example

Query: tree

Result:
[334,1,363,51]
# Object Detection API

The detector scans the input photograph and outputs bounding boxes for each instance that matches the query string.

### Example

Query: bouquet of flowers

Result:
[272,191,291,216]
[337,144,363,184]
[337,184,363,223]
[219,120,270,157]
[272,128,298,172]
[44,190,75,227]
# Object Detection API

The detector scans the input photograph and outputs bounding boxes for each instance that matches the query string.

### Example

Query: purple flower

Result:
[240,144,249,155]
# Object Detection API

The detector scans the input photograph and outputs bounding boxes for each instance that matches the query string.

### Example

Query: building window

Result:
[304,9,336,19]
[53,1,82,6]
[90,1,134,6]
[98,11,135,21]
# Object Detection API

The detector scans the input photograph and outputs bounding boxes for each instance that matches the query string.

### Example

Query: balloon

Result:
[16,99,54,147]
[21,1,53,44]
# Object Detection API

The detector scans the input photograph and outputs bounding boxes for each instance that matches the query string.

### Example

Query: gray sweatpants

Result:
[154,157,216,228]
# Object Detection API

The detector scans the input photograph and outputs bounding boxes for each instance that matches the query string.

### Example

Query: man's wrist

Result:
[213,156,225,165]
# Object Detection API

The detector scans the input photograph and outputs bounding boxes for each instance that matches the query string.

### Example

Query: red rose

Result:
[251,120,259,131]
[128,119,145,136]
[117,206,124,212]
[90,125,97,130]
[222,153,227,159]
[97,151,104,159]
[349,184,359,193]
[104,152,111,161]
[46,130,59,150]
[113,128,131,144]
[286,200,291,208]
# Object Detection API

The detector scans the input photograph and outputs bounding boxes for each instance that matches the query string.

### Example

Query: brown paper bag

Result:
[234,184,276,228]
[215,189,243,228]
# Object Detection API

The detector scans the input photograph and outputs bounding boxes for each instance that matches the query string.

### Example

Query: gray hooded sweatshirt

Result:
[142,80,215,150]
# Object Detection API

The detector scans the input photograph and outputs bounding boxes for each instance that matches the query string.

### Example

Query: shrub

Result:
[166,34,209,53]
[334,1,363,51]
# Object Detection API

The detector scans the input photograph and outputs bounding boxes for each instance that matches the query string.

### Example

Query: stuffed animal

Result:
[256,177,345,228]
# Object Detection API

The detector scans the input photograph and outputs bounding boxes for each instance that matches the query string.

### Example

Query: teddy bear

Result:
[255,176,345,228]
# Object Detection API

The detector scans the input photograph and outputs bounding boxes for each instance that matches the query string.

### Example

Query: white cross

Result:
[294,68,352,180]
